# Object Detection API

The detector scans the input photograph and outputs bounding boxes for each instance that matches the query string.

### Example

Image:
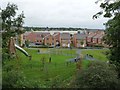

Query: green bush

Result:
[2,70,24,88]
[49,76,62,88]
[2,69,44,88]
[71,60,119,89]
[2,60,43,88]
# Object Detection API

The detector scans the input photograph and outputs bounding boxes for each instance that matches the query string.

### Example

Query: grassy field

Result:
[3,48,109,87]
[81,49,109,61]
[4,48,77,87]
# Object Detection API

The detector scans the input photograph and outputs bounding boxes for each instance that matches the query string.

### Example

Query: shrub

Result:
[49,76,62,88]
[2,60,43,88]
[71,60,119,89]
[2,70,24,88]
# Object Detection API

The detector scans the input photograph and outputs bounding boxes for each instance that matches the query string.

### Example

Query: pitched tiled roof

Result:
[28,32,50,38]
[75,33,87,39]
[93,33,104,38]
[53,32,60,37]
[60,33,71,40]
[44,34,51,39]
[87,33,96,38]
[23,32,31,36]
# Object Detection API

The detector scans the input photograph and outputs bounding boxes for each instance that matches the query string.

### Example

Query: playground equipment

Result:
[8,37,30,57]
[15,44,29,56]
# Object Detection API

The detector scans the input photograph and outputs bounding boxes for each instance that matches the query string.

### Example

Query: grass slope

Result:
[15,48,76,87]
[3,48,109,87]
[81,49,108,61]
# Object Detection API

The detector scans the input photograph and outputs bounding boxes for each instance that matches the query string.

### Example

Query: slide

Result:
[15,44,30,57]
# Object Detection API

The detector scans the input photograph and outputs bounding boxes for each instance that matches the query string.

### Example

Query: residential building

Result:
[86,30,104,46]
[22,30,105,48]
[73,33,87,48]
[86,32,97,46]
[44,34,54,46]
[23,32,50,45]
[60,33,71,47]
[52,32,60,46]
[92,31,104,44]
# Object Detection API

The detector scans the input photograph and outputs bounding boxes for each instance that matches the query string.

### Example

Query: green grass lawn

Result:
[5,48,77,87]
[81,49,109,61]
[78,49,109,69]
[3,48,109,88]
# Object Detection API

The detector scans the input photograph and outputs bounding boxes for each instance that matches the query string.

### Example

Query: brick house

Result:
[86,30,105,46]
[44,32,61,47]
[60,33,71,47]
[23,32,50,45]
[44,34,54,46]
[22,30,105,48]
[86,32,97,46]
[73,33,87,48]
[52,32,60,46]
[92,31,104,44]
[93,34,100,44]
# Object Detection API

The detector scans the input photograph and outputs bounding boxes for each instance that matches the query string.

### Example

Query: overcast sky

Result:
[1,0,109,29]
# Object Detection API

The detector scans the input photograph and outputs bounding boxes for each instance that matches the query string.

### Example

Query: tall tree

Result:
[93,0,120,77]
[1,3,25,59]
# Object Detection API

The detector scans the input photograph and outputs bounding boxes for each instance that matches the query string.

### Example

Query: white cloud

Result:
[1,0,109,29]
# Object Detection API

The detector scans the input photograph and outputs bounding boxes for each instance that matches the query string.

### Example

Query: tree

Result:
[71,61,119,88]
[1,3,25,60]
[93,0,120,77]
[1,3,25,47]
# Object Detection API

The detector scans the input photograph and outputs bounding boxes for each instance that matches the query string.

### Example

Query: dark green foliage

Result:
[94,0,120,77]
[1,3,25,48]
[2,59,43,88]
[2,70,44,88]
[93,1,120,19]
[1,3,25,62]
[1,4,25,87]
[3,70,22,88]
[103,2,120,77]
[23,26,85,31]
[71,61,119,88]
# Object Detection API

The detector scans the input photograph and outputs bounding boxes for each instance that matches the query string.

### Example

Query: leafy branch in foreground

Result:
[93,0,120,77]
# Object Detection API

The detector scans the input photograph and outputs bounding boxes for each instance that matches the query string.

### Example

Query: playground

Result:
[3,38,108,87]
[3,45,108,87]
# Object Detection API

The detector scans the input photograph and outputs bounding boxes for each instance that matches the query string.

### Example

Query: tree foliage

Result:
[71,61,119,88]
[1,3,25,62]
[93,0,120,77]
[1,3,25,48]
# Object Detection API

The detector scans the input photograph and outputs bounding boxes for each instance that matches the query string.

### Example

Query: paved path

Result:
[76,49,96,61]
